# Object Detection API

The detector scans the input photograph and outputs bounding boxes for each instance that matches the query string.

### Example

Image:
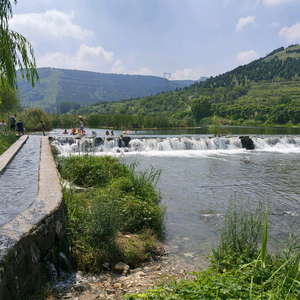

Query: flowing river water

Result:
[0,135,41,227]
[50,126,300,267]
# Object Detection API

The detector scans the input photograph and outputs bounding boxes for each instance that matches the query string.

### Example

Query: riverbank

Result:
[0,132,19,155]
[58,154,165,265]
[28,255,208,300]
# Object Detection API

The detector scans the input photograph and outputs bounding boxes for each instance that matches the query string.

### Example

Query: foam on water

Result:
[51,135,300,157]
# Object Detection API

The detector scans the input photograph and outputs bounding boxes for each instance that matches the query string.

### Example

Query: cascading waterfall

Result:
[51,135,300,155]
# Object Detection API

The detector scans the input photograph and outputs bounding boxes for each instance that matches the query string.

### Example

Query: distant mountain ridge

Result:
[17,68,195,112]
[75,45,300,117]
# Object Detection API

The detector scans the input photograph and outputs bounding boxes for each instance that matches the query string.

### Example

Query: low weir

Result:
[50,135,300,155]
[0,137,64,300]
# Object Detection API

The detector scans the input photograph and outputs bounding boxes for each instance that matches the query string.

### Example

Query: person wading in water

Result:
[41,121,46,136]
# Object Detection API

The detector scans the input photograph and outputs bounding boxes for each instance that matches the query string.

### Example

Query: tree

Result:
[0,87,20,117]
[191,95,212,122]
[0,0,38,95]
[57,101,81,114]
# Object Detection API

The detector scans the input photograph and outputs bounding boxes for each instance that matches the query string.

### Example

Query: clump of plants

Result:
[208,115,231,136]
[126,200,300,299]
[18,107,52,131]
[57,155,165,272]
[0,132,18,155]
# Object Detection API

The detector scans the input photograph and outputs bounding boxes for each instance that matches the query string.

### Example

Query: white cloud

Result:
[263,0,295,5]
[235,15,256,31]
[268,22,280,28]
[111,60,125,73]
[9,10,93,40]
[172,68,201,80]
[38,45,114,71]
[237,50,259,64]
[279,22,300,42]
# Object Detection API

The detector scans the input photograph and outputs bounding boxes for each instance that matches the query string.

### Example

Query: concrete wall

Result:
[0,137,64,300]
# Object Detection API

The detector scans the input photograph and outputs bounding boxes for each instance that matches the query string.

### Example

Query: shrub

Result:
[60,156,165,272]
[18,107,52,131]
[0,132,19,155]
[56,155,129,187]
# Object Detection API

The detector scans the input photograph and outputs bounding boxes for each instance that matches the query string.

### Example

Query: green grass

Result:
[0,132,18,155]
[57,155,165,272]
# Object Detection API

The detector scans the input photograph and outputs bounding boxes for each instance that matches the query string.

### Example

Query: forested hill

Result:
[16,68,194,112]
[76,44,300,117]
[201,44,300,88]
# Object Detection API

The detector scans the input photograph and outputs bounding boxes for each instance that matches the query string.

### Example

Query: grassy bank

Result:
[0,132,19,155]
[16,107,195,131]
[56,155,165,272]
[200,115,300,128]
[126,200,300,299]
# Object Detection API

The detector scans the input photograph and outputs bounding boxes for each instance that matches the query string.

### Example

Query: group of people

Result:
[0,114,46,136]
[105,130,114,136]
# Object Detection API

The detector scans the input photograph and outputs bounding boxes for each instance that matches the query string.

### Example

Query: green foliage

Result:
[59,155,165,271]
[87,113,194,129]
[56,101,81,114]
[191,95,212,122]
[0,132,12,155]
[0,87,20,115]
[208,115,230,136]
[17,67,193,112]
[51,113,79,128]
[0,131,19,155]
[211,200,264,272]
[18,107,52,130]
[0,0,39,90]
[57,155,129,187]
[127,201,300,300]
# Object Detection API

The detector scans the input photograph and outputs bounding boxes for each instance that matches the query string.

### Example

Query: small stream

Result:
[0,135,41,227]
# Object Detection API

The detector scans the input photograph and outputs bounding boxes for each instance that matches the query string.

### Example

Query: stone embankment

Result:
[0,137,64,300]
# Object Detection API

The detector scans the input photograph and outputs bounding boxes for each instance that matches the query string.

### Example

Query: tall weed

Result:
[211,199,264,271]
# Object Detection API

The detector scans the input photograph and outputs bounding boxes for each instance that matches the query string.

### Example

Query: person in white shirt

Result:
[1,120,7,133]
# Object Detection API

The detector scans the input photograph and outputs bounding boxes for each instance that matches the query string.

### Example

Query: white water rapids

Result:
[51,135,300,156]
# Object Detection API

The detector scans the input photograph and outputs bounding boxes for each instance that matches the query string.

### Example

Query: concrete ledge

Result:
[0,135,28,174]
[0,137,64,300]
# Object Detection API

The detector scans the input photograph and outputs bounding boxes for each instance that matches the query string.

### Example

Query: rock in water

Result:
[239,136,254,150]
[112,262,130,275]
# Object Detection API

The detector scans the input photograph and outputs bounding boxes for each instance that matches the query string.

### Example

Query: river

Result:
[50,126,300,266]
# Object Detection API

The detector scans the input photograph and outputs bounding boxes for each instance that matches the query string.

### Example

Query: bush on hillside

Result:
[18,107,52,131]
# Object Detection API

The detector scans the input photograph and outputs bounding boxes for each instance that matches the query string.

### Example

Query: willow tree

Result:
[0,0,38,97]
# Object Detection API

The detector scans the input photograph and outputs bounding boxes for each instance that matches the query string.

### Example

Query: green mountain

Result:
[76,44,300,118]
[17,68,194,112]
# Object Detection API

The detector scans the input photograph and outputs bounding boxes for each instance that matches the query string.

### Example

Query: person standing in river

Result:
[79,119,84,134]
[10,114,16,130]
[41,121,46,136]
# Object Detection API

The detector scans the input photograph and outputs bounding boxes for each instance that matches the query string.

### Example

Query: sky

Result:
[8,0,300,80]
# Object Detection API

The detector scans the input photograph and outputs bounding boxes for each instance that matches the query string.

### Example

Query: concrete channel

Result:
[0,137,64,300]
